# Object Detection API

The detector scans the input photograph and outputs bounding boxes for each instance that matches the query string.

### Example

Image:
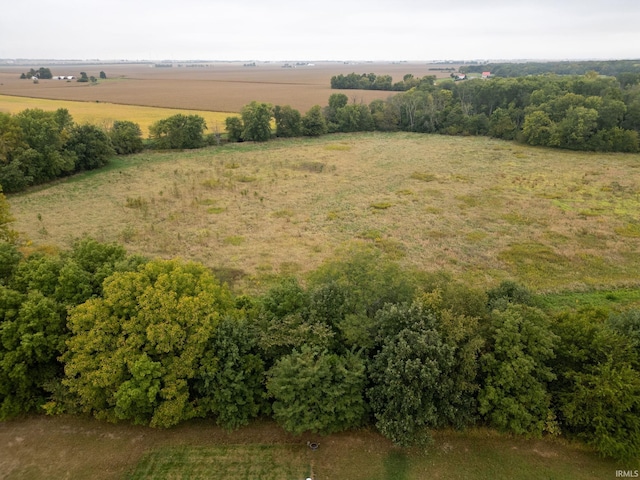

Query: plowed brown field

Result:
[0,61,458,113]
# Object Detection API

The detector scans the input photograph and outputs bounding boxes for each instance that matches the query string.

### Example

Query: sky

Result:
[1,0,639,61]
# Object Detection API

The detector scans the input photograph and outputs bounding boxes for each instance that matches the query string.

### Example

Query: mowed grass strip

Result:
[0,94,235,136]
[8,132,640,292]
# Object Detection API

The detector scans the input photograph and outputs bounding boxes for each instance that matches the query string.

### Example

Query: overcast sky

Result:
[1,0,639,61]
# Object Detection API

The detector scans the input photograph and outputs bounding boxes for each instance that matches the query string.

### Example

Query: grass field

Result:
[0,416,626,480]
[8,132,640,293]
[0,94,234,137]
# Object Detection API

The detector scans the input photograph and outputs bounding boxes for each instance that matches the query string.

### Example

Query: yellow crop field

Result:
[0,94,235,136]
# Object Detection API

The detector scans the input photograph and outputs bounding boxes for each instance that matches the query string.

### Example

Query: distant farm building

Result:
[53,75,76,80]
[482,71,491,79]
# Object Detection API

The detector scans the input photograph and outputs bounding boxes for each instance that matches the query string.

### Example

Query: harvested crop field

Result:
[0,61,458,113]
[0,94,234,137]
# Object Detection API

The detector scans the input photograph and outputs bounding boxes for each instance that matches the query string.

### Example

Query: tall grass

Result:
[7,132,640,293]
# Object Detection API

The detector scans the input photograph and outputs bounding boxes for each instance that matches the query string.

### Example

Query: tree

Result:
[99,71,107,80]
[66,124,115,171]
[0,189,17,244]
[194,316,266,429]
[368,303,456,446]
[521,111,555,147]
[225,116,244,142]
[63,259,234,427]
[301,105,328,136]
[551,308,640,459]
[478,305,557,436]
[109,120,144,155]
[14,109,76,183]
[77,72,89,83]
[241,101,272,142]
[273,105,302,138]
[266,346,366,434]
[0,289,67,419]
[149,114,207,149]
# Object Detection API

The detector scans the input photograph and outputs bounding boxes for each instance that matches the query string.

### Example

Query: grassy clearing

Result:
[7,132,640,293]
[0,416,626,480]
[0,94,235,136]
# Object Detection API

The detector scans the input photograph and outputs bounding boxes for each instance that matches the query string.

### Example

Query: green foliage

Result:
[607,309,640,352]
[273,105,302,138]
[368,303,456,446]
[257,277,334,362]
[66,124,115,171]
[266,346,366,434]
[550,308,640,459]
[149,114,207,149]
[14,108,76,184]
[109,120,144,155]
[0,190,17,244]
[241,101,272,142]
[194,317,266,430]
[63,259,234,427]
[301,105,328,136]
[224,116,244,142]
[487,280,534,311]
[0,288,66,419]
[478,305,557,436]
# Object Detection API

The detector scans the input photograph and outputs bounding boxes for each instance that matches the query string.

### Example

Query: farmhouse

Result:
[482,71,491,78]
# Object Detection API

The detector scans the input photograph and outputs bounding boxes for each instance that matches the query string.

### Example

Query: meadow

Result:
[8,132,640,294]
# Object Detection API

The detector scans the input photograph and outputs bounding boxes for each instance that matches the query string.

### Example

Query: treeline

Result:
[0,223,639,460]
[19,67,53,79]
[330,72,436,91]
[0,109,218,193]
[228,72,640,153]
[460,59,640,77]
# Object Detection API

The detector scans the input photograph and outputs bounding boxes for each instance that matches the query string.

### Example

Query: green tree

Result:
[521,110,555,146]
[368,303,456,446]
[149,114,207,149]
[14,109,76,183]
[0,289,67,419]
[273,105,302,138]
[63,259,234,427]
[241,101,272,142]
[551,309,640,459]
[109,120,144,155]
[66,124,115,171]
[478,305,557,436]
[266,346,367,434]
[0,189,17,244]
[224,116,244,142]
[301,105,328,137]
[99,71,107,80]
[195,316,266,429]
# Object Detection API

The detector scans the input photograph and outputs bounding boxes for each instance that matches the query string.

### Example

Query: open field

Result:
[0,416,625,480]
[0,94,234,136]
[7,132,640,293]
[0,61,459,113]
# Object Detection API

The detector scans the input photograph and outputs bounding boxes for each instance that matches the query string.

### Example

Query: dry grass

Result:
[0,416,622,480]
[0,61,457,114]
[8,132,640,292]
[0,94,234,137]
